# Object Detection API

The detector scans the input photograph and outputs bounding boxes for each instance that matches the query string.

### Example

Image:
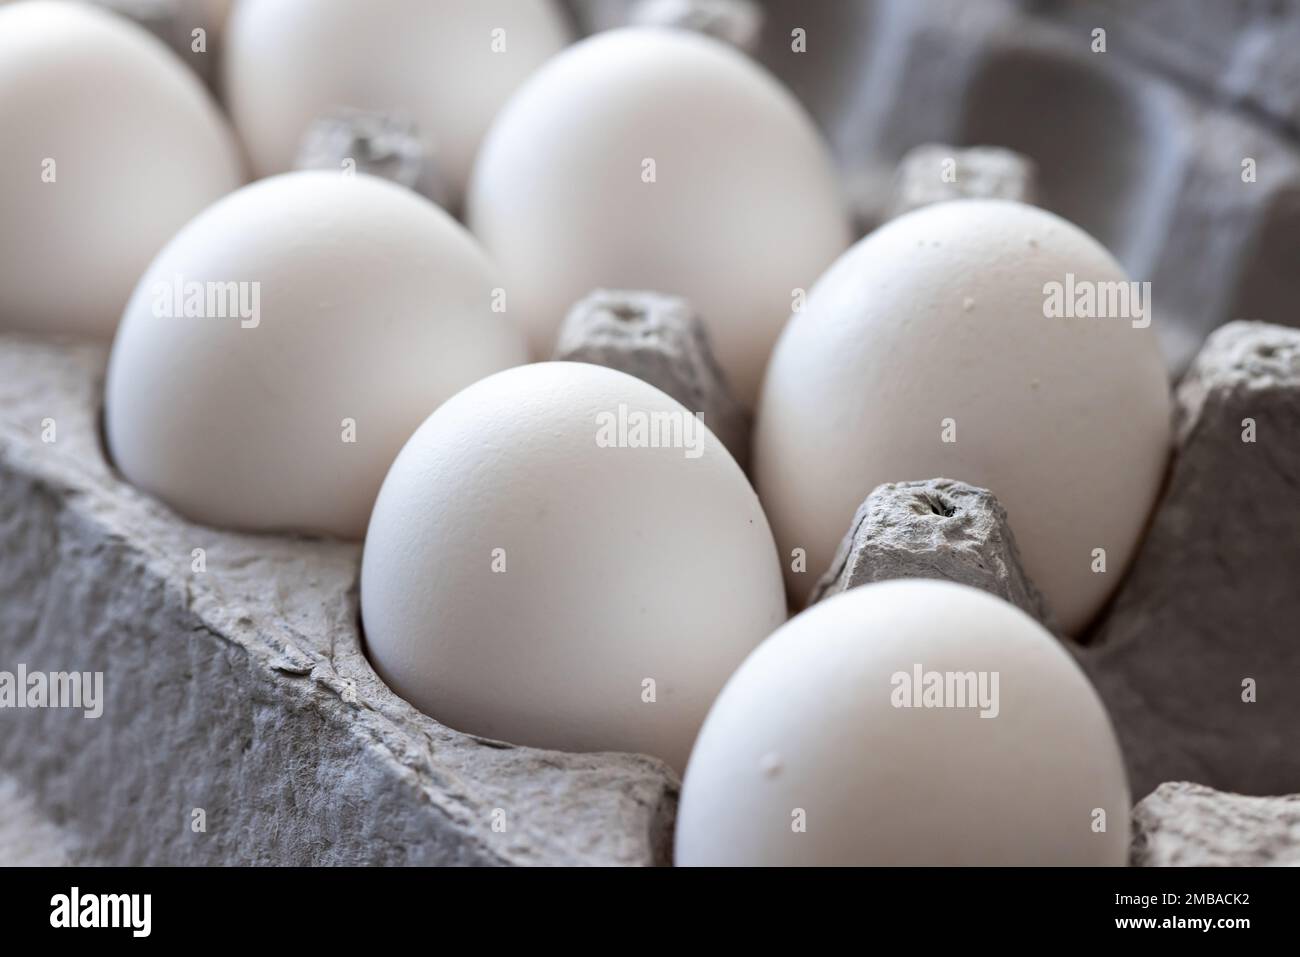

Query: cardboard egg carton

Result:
[572,0,1300,375]
[0,335,677,865]
[805,321,1300,808]
[2,318,1295,865]
[3,0,1297,867]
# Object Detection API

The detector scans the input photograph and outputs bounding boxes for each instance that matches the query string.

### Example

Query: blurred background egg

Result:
[467,27,851,407]
[754,200,1171,635]
[676,580,1131,865]
[360,362,788,772]
[222,0,571,209]
[0,0,243,338]
[105,170,528,538]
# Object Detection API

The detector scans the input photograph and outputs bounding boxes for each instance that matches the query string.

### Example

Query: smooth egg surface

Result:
[0,0,243,337]
[223,0,571,207]
[105,171,528,539]
[675,579,1132,865]
[754,200,1171,634]
[467,27,851,407]
[361,362,788,772]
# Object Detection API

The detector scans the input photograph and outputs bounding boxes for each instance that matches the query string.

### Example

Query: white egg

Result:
[105,171,528,539]
[360,362,788,772]
[222,0,571,207]
[467,27,851,407]
[0,0,242,338]
[676,579,1131,866]
[755,200,1171,634]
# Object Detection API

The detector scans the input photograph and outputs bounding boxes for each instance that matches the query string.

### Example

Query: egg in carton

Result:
[573,0,1300,376]
[2,0,1300,868]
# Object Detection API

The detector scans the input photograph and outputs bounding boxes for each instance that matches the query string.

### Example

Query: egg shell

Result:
[222,0,570,207]
[467,27,851,407]
[104,171,528,539]
[754,200,1172,634]
[675,579,1131,866]
[360,362,788,772]
[0,0,243,338]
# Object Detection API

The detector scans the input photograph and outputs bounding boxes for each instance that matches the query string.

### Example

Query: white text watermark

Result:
[151,274,260,328]
[890,664,1000,718]
[595,403,705,459]
[1043,273,1151,329]
[50,888,150,937]
[0,665,103,719]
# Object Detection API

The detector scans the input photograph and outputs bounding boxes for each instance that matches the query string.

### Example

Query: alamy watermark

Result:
[151,273,261,328]
[890,664,1000,718]
[50,887,150,937]
[595,403,705,459]
[0,665,103,719]
[1042,272,1151,329]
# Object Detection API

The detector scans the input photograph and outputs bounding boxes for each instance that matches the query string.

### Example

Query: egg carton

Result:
[0,334,676,866]
[1131,782,1300,867]
[4,1,1298,866]
[801,320,1300,804]
[2,319,1296,865]
[572,0,1300,376]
